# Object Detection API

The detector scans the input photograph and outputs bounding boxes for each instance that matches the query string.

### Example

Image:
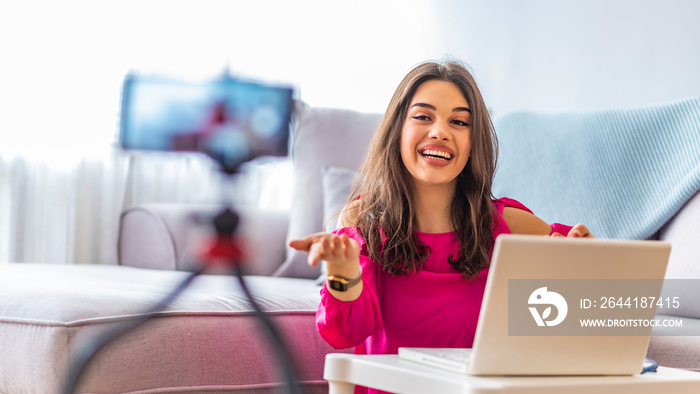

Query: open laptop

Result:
[399,234,671,376]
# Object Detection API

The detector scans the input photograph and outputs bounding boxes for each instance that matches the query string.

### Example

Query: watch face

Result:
[328,280,346,292]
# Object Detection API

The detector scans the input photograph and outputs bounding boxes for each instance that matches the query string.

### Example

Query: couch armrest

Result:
[118,203,289,275]
[659,190,700,319]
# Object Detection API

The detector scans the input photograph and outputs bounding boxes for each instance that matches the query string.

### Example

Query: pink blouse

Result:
[316,198,572,393]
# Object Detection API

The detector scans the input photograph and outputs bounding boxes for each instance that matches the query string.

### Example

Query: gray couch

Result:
[1,100,699,393]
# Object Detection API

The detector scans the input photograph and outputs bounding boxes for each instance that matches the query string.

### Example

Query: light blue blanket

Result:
[492,97,700,239]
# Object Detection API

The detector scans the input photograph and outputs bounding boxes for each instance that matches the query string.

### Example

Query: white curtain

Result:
[0,149,222,265]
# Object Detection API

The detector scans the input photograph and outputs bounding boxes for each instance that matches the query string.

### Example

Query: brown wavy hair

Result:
[347,60,498,278]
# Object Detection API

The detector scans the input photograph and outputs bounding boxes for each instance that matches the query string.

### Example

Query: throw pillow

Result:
[272,103,382,278]
[314,165,358,283]
[321,166,357,233]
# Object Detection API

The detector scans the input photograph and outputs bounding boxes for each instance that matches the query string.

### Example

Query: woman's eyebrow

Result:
[410,102,436,110]
[410,102,471,113]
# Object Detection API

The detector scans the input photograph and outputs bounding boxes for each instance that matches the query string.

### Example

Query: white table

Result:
[324,353,700,394]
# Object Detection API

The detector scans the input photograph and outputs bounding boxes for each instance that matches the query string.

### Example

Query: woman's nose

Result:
[428,123,449,140]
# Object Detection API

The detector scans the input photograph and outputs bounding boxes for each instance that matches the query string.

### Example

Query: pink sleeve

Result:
[493,197,574,236]
[550,222,574,236]
[494,197,534,214]
[315,227,383,349]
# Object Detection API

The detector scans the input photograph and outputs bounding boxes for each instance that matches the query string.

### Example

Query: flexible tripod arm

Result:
[64,206,304,394]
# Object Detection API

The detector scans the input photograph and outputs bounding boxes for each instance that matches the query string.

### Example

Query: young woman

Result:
[290,60,592,370]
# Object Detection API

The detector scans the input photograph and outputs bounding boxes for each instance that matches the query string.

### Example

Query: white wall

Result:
[2,0,699,148]
[428,0,700,115]
[291,0,700,115]
[220,0,700,115]
[214,0,700,115]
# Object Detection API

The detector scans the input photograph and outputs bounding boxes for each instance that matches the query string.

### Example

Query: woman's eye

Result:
[452,120,470,127]
[412,115,431,121]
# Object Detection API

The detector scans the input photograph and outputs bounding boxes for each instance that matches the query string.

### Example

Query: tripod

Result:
[63,174,303,394]
[203,205,304,394]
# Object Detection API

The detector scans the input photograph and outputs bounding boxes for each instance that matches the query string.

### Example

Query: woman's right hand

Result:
[289,233,360,270]
[290,233,363,301]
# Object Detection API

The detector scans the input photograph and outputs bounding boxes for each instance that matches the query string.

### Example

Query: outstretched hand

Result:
[550,223,594,238]
[289,233,360,268]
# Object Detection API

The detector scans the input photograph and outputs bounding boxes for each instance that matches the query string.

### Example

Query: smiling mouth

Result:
[420,149,453,161]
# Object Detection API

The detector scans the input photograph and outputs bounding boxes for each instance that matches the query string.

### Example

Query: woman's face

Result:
[400,79,472,191]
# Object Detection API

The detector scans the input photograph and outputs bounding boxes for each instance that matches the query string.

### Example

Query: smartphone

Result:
[119,74,293,171]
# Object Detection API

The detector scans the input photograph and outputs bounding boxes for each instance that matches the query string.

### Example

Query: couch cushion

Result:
[321,166,356,235]
[658,191,700,320]
[0,263,345,393]
[660,191,700,280]
[648,314,700,371]
[273,103,381,279]
[647,336,700,372]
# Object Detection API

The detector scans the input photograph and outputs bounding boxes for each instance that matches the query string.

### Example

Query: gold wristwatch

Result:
[327,267,362,292]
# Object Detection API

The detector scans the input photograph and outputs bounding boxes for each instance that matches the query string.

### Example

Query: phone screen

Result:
[119,75,293,170]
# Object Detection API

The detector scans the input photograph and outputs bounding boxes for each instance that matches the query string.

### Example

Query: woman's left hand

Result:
[551,223,594,238]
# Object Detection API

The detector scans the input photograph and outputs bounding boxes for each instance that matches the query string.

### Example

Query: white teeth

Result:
[421,149,452,160]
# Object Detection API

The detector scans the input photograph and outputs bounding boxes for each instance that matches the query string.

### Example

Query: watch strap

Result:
[326,267,362,292]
